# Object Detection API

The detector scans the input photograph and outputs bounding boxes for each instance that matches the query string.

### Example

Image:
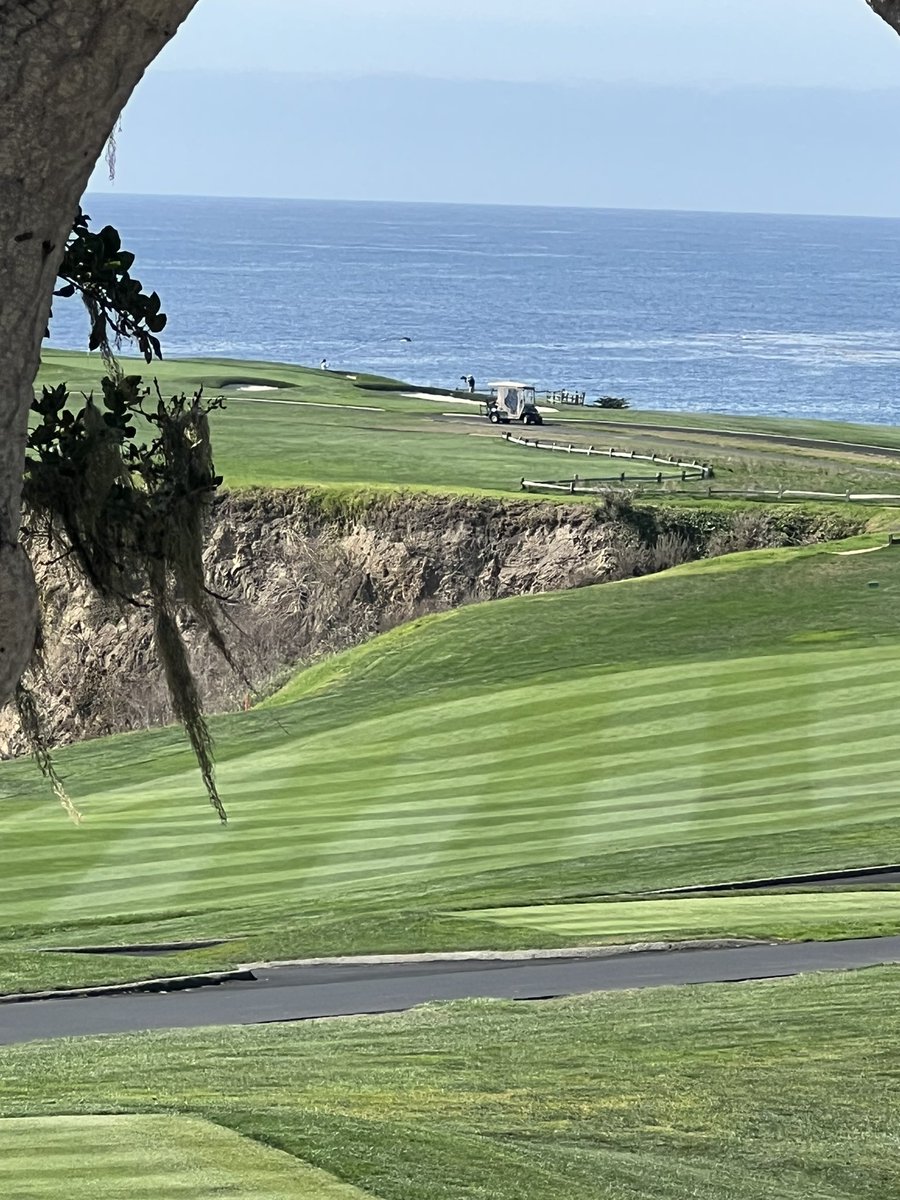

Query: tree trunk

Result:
[868,2,900,35]
[0,0,199,704]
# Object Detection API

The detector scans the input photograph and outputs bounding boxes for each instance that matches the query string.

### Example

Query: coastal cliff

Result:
[0,488,858,755]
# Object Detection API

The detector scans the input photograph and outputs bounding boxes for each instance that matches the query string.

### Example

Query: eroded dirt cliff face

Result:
[0,490,858,755]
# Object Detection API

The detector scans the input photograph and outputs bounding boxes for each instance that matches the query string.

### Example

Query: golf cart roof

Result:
[488,381,534,389]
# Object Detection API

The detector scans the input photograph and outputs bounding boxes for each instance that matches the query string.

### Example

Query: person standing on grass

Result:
[467,374,476,394]
[320,358,328,371]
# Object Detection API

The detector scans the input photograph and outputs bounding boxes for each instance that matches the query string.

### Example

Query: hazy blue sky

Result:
[153,0,900,87]
[90,1,900,214]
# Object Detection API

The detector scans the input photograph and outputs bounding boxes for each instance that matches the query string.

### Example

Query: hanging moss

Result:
[23,373,232,822]
[14,681,83,824]
[9,208,240,820]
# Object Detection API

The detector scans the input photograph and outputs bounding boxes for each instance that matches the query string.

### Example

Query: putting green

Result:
[0,1115,373,1199]
[467,892,900,940]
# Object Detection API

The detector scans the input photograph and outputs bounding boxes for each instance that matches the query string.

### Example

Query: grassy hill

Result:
[3,539,900,992]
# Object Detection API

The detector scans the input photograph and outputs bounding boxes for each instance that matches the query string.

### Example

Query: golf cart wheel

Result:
[489,411,501,424]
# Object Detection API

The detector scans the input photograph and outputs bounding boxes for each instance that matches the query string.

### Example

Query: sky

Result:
[153,0,900,88]
[89,0,900,215]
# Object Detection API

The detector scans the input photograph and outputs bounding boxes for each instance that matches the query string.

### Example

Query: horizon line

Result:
[83,190,900,224]
[144,67,900,95]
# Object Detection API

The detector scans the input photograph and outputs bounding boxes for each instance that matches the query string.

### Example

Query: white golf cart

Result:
[485,381,544,427]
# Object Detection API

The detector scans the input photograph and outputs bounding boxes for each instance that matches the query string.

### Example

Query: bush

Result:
[594,395,630,409]
[650,532,697,572]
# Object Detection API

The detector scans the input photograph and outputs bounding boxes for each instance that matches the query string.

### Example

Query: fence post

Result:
[570,478,576,494]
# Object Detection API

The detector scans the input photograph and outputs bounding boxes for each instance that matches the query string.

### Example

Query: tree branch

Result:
[0,1,201,705]
[867,1,900,35]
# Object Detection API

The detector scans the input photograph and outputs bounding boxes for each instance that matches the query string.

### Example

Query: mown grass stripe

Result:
[466,893,900,940]
[3,551,900,946]
[0,1115,373,1199]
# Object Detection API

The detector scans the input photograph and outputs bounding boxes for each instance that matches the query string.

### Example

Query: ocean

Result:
[49,194,900,426]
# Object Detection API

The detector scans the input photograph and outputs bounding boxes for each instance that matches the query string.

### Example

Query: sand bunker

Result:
[402,391,480,404]
[403,392,555,413]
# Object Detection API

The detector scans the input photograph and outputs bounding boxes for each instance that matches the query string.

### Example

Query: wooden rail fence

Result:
[503,432,712,479]
[520,478,900,504]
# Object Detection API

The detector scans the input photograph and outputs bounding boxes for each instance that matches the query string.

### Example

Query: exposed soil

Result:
[0,489,860,755]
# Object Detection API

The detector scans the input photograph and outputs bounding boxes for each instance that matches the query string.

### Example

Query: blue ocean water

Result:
[49,194,900,425]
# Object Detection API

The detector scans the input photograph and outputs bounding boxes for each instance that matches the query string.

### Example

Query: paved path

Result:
[2,936,900,1046]
[430,411,900,460]
[564,418,900,459]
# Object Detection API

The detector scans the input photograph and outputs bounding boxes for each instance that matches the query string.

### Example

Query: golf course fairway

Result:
[2,538,900,988]
[5,354,900,1200]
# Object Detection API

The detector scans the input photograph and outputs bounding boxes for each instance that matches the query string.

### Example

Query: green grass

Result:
[13,352,900,988]
[0,949,204,996]
[554,397,900,450]
[467,892,900,942]
[0,1115,373,1199]
[2,969,899,1199]
[17,358,900,1200]
[36,350,900,497]
[3,543,900,990]
[39,351,559,493]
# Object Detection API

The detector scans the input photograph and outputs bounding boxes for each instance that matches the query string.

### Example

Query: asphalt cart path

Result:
[2,936,900,1046]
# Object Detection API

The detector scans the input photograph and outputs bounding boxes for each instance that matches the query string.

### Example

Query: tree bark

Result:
[0,0,199,704]
[868,2,900,35]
